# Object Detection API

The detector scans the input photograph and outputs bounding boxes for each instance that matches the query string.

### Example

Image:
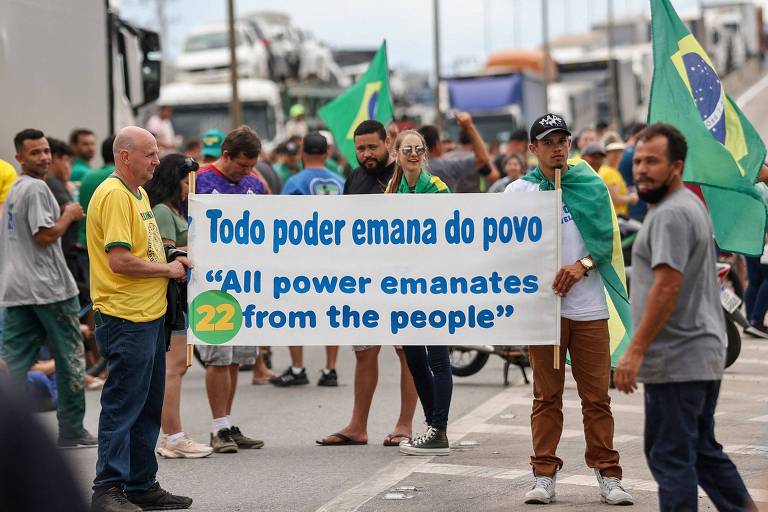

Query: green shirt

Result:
[396,170,450,194]
[274,163,297,185]
[71,158,92,182]
[78,164,115,246]
[152,202,188,247]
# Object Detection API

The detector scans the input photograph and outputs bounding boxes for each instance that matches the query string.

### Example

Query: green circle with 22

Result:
[190,290,243,344]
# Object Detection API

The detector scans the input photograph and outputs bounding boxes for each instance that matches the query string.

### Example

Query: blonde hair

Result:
[385,129,429,193]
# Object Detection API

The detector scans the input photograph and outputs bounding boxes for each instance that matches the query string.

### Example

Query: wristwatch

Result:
[578,257,594,275]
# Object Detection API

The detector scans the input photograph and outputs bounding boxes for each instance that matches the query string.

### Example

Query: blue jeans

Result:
[93,312,165,494]
[745,256,768,326]
[644,381,755,512]
[402,346,452,429]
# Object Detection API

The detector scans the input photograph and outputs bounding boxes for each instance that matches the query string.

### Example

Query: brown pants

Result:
[528,318,622,478]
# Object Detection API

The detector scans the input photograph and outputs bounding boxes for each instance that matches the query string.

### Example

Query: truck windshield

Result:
[170,103,275,141]
[185,31,243,52]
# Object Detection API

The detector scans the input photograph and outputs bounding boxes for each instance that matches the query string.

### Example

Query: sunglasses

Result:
[400,145,426,156]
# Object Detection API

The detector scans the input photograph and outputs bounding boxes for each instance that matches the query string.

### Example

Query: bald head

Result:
[113,126,160,190]
[113,126,155,156]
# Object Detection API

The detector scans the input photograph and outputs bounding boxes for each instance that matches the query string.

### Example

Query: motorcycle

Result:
[449,345,530,386]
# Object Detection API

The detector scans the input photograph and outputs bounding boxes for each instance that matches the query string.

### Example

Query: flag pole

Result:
[186,170,196,368]
[554,167,561,370]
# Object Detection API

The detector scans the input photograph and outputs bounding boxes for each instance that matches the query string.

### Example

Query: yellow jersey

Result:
[598,165,629,217]
[86,176,168,322]
[0,159,18,204]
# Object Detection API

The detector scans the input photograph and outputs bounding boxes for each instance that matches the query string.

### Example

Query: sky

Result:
[120,0,755,76]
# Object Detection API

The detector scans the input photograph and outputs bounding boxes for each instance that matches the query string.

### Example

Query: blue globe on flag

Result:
[682,53,726,144]
[367,91,379,119]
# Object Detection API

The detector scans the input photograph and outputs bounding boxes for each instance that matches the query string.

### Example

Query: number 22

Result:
[195,304,235,332]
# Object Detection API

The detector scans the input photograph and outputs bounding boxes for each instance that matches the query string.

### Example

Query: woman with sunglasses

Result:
[386,130,453,456]
[144,154,213,459]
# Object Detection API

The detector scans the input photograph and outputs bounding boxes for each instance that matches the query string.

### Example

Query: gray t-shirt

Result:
[0,175,78,306]
[631,187,725,383]
[428,156,480,192]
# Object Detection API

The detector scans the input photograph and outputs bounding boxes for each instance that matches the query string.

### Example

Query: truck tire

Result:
[725,310,741,369]
[449,347,490,377]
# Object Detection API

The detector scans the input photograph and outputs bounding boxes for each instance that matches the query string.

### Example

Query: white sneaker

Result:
[524,474,556,504]
[156,433,213,459]
[595,469,634,505]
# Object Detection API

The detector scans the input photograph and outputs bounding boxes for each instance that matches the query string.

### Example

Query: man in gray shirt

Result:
[614,124,755,512]
[0,129,95,448]
[418,113,499,192]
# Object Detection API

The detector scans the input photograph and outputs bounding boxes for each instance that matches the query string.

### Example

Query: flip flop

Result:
[383,433,410,447]
[315,432,367,446]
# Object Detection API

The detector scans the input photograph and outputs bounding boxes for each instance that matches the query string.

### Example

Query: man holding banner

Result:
[506,114,633,506]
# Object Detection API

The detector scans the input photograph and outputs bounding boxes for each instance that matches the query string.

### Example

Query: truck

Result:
[0,0,161,164]
[157,79,285,149]
[441,72,547,142]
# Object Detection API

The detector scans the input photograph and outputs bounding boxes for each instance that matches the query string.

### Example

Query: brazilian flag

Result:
[649,0,767,255]
[319,41,394,167]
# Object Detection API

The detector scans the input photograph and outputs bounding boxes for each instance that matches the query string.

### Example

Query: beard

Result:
[360,153,388,171]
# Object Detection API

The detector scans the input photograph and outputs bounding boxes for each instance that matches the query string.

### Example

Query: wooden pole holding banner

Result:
[554,167,561,370]
[186,170,196,367]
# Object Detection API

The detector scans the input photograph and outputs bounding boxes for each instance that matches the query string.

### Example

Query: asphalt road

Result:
[40,63,768,511]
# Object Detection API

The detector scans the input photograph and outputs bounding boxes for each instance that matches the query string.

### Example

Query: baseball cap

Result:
[284,141,299,155]
[529,113,571,141]
[302,132,328,155]
[582,143,607,156]
[318,129,334,146]
[201,129,225,158]
[289,104,305,118]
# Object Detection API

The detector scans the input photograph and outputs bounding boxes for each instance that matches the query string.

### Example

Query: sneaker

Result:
[270,367,309,387]
[91,486,141,512]
[318,369,338,387]
[230,425,265,449]
[126,483,192,511]
[156,433,213,459]
[58,428,98,448]
[399,426,450,456]
[524,474,557,504]
[210,428,238,453]
[595,469,634,505]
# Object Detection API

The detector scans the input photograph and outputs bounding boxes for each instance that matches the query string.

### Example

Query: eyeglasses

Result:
[400,145,426,156]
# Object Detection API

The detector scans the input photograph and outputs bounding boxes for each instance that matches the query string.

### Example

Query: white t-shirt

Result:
[505,179,609,321]
[146,115,177,154]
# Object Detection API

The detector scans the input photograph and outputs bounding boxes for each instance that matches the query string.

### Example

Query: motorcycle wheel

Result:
[724,310,741,369]
[449,347,490,377]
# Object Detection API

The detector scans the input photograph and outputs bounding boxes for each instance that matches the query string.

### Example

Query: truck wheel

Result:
[449,347,490,377]
[725,310,741,369]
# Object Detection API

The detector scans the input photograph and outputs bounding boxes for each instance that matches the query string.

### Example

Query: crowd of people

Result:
[0,105,763,512]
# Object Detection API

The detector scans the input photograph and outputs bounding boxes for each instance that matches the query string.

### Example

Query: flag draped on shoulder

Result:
[319,41,394,166]
[648,0,767,255]
[523,161,632,366]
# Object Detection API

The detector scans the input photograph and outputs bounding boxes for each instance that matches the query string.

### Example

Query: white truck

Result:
[157,79,285,149]
[0,0,161,164]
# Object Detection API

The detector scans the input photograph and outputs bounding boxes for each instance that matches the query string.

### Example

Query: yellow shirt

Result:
[598,165,629,217]
[0,159,18,204]
[87,176,168,322]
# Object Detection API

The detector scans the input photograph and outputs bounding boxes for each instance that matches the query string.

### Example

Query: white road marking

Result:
[313,386,532,512]
[734,358,768,366]
[500,395,645,414]
[748,415,768,422]
[470,423,584,439]
[736,71,768,108]
[723,373,768,383]
[724,444,768,457]
[558,474,768,503]
[415,463,529,480]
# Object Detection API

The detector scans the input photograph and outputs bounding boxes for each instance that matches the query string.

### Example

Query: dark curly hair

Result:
[144,153,198,211]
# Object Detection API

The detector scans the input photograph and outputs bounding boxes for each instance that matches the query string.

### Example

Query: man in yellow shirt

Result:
[0,158,17,215]
[87,126,192,512]
[599,138,638,218]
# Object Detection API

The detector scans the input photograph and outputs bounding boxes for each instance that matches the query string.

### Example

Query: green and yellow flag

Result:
[649,0,767,255]
[524,161,632,366]
[319,41,394,166]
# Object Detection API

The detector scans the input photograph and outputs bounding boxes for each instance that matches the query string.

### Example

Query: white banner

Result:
[187,192,560,346]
